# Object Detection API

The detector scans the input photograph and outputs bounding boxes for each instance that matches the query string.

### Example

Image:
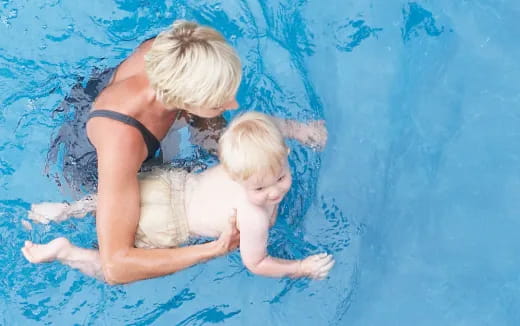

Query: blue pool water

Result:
[1,0,519,325]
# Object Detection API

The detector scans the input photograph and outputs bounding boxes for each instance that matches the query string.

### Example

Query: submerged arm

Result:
[187,114,227,155]
[271,116,328,150]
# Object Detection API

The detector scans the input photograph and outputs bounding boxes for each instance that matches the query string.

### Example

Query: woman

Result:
[86,20,242,284]
[48,19,326,285]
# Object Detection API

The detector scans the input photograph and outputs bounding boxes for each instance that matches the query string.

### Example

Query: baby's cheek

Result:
[283,179,292,191]
[257,192,267,202]
[247,191,264,205]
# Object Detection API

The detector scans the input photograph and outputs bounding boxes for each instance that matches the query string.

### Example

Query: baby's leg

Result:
[29,195,98,224]
[21,238,104,280]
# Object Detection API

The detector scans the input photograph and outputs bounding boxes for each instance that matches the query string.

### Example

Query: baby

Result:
[22,112,334,280]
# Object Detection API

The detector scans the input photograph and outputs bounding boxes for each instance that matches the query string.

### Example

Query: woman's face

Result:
[189,97,239,118]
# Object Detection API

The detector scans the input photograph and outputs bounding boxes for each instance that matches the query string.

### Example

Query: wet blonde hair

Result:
[145,20,242,110]
[219,112,288,181]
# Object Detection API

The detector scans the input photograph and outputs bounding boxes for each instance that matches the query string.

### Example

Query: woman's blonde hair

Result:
[219,112,288,181]
[145,20,242,110]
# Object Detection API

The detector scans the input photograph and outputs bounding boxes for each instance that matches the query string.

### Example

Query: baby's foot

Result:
[21,237,71,263]
[28,202,70,224]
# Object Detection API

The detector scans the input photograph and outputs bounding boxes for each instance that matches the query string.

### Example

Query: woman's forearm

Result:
[101,241,222,284]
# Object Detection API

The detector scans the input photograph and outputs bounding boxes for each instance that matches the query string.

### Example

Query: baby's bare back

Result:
[29,165,268,242]
[184,166,247,238]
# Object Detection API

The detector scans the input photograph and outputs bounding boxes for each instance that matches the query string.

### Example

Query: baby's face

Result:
[240,161,292,207]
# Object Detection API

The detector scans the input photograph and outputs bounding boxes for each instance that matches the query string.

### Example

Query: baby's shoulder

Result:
[235,201,270,231]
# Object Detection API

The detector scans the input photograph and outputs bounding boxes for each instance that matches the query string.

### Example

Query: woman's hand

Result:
[213,209,240,256]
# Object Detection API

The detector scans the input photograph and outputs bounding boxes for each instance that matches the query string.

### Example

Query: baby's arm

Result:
[271,117,328,150]
[239,207,334,279]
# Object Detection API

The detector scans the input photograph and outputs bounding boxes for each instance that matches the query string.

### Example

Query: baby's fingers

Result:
[227,208,237,223]
[319,258,335,274]
[312,254,335,279]
[315,253,333,264]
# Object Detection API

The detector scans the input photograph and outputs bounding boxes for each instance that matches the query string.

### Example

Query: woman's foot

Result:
[21,237,72,263]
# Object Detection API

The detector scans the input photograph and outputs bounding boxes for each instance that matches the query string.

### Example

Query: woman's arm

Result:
[89,119,238,284]
[187,114,228,155]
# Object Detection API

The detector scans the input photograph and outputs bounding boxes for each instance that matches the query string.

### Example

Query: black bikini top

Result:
[87,110,160,161]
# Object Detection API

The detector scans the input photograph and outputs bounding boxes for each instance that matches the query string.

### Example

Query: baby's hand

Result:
[28,202,70,224]
[299,253,335,280]
[293,120,328,150]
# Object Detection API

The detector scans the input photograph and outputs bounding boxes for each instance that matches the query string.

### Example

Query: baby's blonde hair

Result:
[219,112,288,181]
[145,20,242,110]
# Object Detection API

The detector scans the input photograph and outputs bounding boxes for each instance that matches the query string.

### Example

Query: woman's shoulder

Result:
[93,75,151,110]
[136,38,155,52]
[108,39,153,86]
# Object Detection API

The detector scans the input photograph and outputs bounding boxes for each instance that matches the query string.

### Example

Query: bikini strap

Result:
[88,110,160,160]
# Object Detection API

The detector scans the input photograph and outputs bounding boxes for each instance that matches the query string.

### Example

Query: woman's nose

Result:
[228,98,238,110]
[225,98,239,111]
